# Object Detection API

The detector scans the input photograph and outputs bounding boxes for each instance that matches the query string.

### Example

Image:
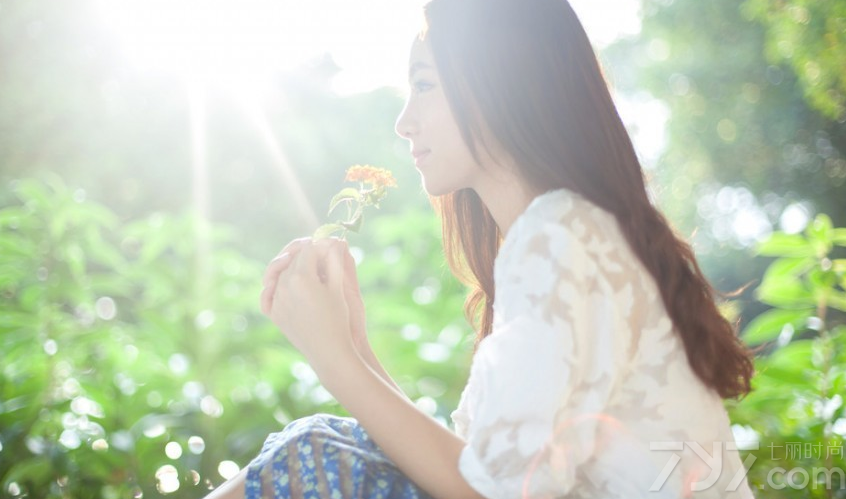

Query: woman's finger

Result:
[274,237,311,258]
[261,238,345,315]
[262,251,295,288]
[262,236,340,288]
[341,245,360,288]
[262,237,313,286]
[260,284,274,316]
[324,241,346,289]
[295,238,344,284]
[261,253,298,315]
[292,238,321,277]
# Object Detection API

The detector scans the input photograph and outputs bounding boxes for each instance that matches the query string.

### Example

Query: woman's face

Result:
[395,38,484,197]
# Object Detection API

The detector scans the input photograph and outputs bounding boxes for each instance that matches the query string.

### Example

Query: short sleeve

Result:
[457,215,630,499]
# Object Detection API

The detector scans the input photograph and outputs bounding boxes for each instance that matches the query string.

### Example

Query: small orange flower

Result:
[345,165,397,188]
[313,165,398,240]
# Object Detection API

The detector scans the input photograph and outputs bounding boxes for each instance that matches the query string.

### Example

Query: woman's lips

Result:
[412,149,430,166]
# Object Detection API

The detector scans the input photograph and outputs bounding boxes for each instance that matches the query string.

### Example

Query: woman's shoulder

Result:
[496,187,661,323]
[499,187,626,267]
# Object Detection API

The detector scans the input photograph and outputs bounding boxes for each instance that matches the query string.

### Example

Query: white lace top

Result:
[450,188,755,499]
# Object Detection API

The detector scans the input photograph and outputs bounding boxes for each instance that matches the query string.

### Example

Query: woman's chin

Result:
[421,182,454,198]
[420,176,462,198]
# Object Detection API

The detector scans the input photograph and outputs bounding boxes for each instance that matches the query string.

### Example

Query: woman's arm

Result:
[312,347,486,499]
[340,244,412,401]
[354,339,410,401]
[265,240,485,499]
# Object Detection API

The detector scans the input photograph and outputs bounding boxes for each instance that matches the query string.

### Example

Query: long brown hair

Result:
[423,0,753,399]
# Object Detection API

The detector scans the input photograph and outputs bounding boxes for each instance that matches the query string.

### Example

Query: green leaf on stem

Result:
[341,213,363,233]
[327,188,362,216]
[313,223,345,239]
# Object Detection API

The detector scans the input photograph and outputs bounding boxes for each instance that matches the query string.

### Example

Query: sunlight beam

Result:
[188,83,212,298]
[241,102,320,232]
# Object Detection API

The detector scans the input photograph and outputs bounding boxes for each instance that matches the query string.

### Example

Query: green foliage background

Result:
[1,177,474,497]
[1,0,846,497]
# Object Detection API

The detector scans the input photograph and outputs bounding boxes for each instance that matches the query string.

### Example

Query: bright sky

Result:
[96,0,659,149]
[95,0,662,162]
[327,0,643,94]
[95,0,643,94]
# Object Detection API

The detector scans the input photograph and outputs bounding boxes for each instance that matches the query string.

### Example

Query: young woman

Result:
[207,0,756,497]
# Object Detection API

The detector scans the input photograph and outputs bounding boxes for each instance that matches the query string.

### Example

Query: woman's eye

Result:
[412,80,434,93]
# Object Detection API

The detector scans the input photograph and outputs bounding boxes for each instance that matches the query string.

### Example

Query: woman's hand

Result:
[261,237,372,356]
[260,237,312,316]
[260,238,354,367]
[339,244,369,353]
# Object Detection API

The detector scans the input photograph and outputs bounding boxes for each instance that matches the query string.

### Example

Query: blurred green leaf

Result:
[0,207,28,230]
[3,457,52,486]
[807,213,833,244]
[760,256,815,281]
[830,291,846,313]
[0,311,36,329]
[755,233,816,257]
[14,179,53,210]
[767,339,815,373]
[808,268,838,289]
[741,308,813,345]
[755,278,816,309]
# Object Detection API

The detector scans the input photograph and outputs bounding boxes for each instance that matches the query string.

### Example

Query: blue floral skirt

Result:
[245,414,436,499]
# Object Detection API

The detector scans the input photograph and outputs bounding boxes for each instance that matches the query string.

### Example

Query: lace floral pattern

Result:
[450,189,755,499]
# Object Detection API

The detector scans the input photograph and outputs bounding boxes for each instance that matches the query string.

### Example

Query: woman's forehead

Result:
[408,37,434,68]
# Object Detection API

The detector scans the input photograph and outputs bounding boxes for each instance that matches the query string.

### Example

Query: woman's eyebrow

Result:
[408,61,433,80]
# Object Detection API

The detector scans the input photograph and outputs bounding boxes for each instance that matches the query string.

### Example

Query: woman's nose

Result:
[394,100,417,139]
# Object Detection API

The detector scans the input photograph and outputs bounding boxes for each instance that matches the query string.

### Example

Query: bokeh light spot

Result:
[95,296,117,320]
[147,391,163,408]
[165,441,183,459]
[194,310,216,330]
[43,339,58,356]
[92,438,109,452]
[188,435,206,454]
[59,429,81,450]
[401,324,422,341]
[200,395,224,418]
[716,119,737,142]
[143,423,167,439]
[414,396,438,416]
[780,203,811,234]
[418,342,450,363]
[168,354,190,375]
[218,460,240,480]
[155,465,180,494]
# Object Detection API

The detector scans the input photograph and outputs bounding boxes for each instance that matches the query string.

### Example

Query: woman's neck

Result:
[472,170,538,239]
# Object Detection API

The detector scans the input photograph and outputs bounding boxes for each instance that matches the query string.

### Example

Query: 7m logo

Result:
[649,441,757,492]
